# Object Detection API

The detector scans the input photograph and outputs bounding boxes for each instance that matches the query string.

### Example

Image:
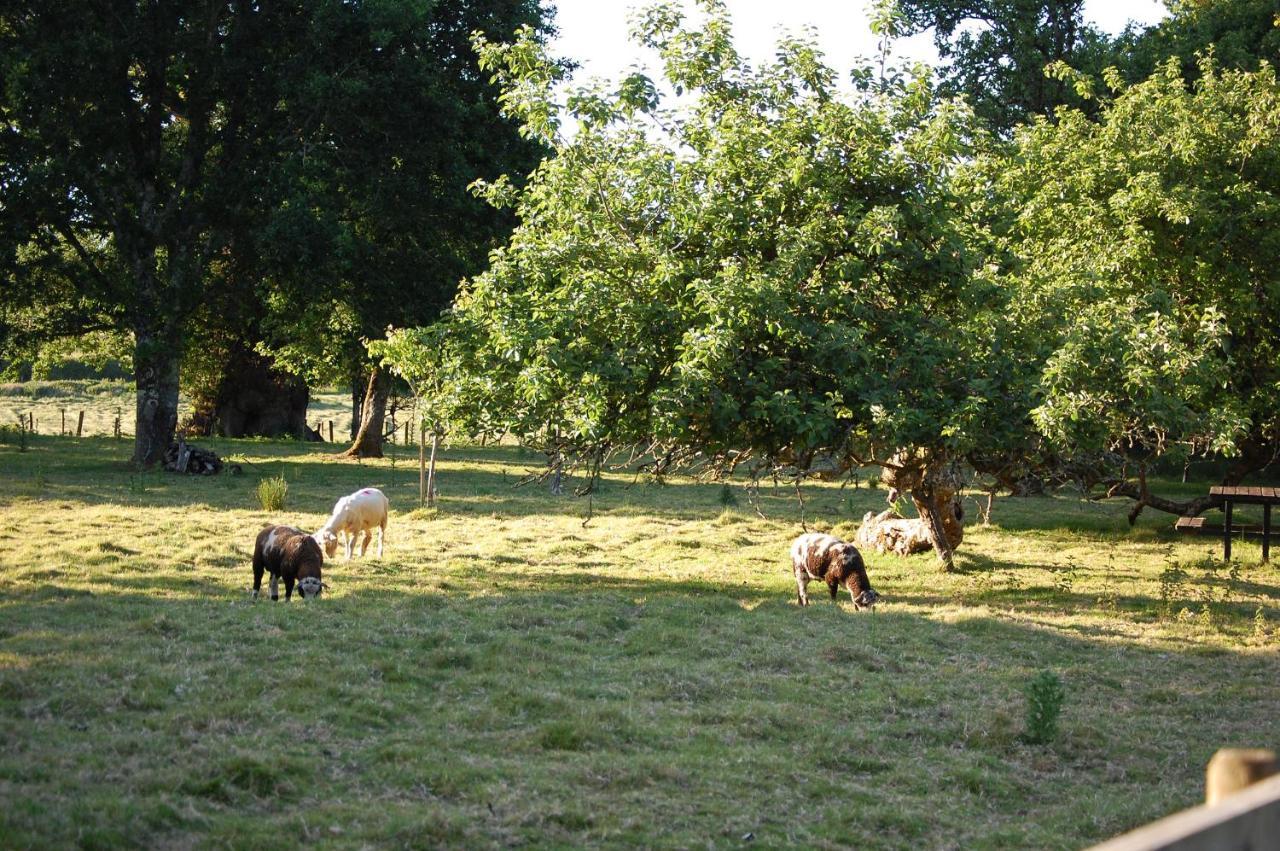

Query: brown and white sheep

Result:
[313,487,389,561]
[790,532,880,609]
[252,525,326,600]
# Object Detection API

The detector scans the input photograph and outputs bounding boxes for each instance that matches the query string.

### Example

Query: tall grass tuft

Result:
[1022,670,1065,745]
[256,475,288,512]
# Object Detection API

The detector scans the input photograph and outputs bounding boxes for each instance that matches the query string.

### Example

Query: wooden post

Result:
[404,422,409,445]
[1207,749,1277,805]
[114,409,121,440]
[29,412,34,432]
[61,409,65,435]
[427,431,440,507]
[1263,503,1272,563]
[328,420,334,443]
[418,420,427,507]
[175,438,192,473]
[76,411,84,437]
[1223,497,1233,561]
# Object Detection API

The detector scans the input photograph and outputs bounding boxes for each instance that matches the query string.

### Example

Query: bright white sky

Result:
[547,0,1169,88]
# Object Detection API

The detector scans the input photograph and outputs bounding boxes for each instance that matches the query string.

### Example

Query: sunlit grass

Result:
[0,435,1277,848]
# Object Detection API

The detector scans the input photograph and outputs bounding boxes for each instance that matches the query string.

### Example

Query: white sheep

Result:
[314,487,389,561]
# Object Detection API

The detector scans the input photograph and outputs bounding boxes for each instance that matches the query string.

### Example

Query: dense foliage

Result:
[992,57,1280,503]
[378,2,1043,566]
[0,0,545,461]
[893,0,1120,135]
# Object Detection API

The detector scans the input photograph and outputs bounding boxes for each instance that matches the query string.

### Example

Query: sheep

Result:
[252,525,326,600]
[313,487,389,561]
[790,532,880,609]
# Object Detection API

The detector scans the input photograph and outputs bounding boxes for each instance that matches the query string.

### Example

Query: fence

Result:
[1088,749,1278,850]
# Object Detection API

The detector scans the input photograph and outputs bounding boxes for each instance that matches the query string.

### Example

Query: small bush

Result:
[0,422,29,451]
[256,475,288,512]
[717,482,738,507]
[1022,670,1065,745]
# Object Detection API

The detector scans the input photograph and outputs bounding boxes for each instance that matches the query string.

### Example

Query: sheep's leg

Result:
[828,579,840,602]
[376,520,384,559]
[284,575,295,601]
[794,569,810,606]
[269,573,279,602]
[344,532,353,561]
[252,553,264,599]
[359,530,371,557]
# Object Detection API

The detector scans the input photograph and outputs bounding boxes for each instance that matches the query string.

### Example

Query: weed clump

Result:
[256,475,288,512]
[1022,670,1065,745]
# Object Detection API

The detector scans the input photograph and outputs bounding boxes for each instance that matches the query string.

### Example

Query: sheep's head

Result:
[297,576,327,599]
[838,545,880,610]
[314,530,339,558]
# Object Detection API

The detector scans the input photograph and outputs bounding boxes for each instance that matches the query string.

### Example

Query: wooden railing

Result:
[1088,749,1278,850]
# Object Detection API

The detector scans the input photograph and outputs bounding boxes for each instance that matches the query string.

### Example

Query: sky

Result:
[547,0,1170,90]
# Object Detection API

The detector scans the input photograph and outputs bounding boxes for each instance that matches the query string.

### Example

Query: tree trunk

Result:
[132,329,182,467]
[859,452,965,569]
[351,370,365,441]
[342,368,388,458]
[910,483,959,571]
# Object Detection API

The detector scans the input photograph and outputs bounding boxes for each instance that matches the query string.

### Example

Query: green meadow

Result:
[1,414,1278,848]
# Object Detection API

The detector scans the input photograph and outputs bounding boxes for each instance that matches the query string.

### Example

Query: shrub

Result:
[1023,670,1065,745]
[0,419,30,451]
[256,475,288,512]
[717,482,738,507]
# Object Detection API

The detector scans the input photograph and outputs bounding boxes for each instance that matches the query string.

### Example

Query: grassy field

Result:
[0,422,1278,849]
[0,381,357,443]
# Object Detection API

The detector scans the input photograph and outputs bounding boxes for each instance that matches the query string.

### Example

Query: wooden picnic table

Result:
[1209,485,1278,562]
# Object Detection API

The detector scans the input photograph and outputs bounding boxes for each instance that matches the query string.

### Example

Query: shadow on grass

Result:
[3,552,1280,850]
[3,437,1277,542]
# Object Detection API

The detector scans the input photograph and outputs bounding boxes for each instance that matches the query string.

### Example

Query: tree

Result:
[0,1,316,464]
[1122,0,1280,83]
[253,0,549,458]
[384,1,1028,569]
[892,0,1120,135]
[991,57,1280,516]
[0,0,546,463]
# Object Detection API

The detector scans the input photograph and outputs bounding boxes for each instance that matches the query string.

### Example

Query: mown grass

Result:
[0,433,1277,849]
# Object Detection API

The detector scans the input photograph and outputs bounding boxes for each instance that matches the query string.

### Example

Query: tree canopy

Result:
[991,56,1280,513]
[0,0,546,462]
[892,0,1120,135]
[380,1,1035,567]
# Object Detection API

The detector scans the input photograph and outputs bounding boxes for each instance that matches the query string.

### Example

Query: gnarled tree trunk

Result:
[342,367,388,458]
[856,452,964,571]
[133,327,182,467]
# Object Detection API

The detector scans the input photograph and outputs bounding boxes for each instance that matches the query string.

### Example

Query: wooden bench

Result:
[1209,486,1277,562]
[1174,517,1261,537]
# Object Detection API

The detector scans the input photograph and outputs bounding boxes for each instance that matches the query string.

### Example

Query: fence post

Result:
[328,420,334,443]
[76,410,84,437]
[61,409,66,435]
[1207,749,1277,805]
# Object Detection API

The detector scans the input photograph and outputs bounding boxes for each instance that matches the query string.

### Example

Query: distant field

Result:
[0,432,1278,848]
[0,380,355,443]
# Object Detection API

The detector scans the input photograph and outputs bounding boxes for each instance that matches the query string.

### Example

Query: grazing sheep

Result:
[314,487,389,561]
[252,525,326,600]
[790,532,880,609]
